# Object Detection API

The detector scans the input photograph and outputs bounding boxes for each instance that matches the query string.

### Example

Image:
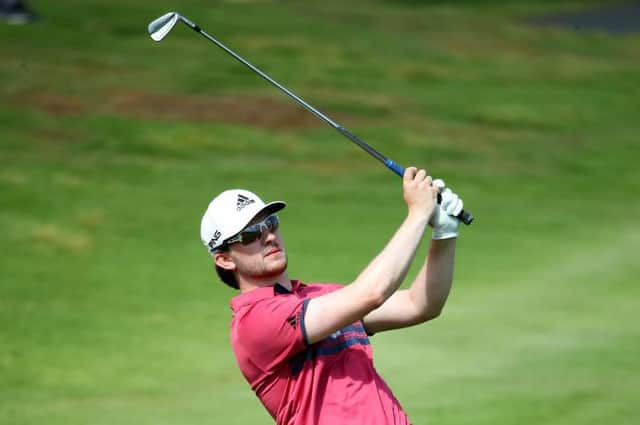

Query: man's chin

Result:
[265,258,287,278]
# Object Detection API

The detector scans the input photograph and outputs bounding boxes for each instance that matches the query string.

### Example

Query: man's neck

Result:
[239,273,292,293]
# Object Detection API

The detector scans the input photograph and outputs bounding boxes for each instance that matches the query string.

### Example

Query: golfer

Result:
[200,167,463,425]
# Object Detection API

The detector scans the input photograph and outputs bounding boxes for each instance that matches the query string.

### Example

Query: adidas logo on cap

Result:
[236,194,255,211]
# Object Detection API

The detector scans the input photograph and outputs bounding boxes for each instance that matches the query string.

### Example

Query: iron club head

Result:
[148,12,180,41]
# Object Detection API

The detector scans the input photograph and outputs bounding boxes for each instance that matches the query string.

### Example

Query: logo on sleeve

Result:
[236,194,255,211]
[286,315,297,329]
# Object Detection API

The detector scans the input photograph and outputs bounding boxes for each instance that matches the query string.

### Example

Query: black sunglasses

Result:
[225,215,279,246]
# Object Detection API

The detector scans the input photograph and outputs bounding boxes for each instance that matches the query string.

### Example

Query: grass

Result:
[1,0,639,424]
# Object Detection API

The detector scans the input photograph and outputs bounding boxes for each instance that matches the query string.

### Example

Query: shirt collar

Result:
[230,280,301,311]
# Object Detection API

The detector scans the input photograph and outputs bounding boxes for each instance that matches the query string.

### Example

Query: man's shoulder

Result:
[230,285,275,313]
[230,281,344,313]
[298,281,344,297]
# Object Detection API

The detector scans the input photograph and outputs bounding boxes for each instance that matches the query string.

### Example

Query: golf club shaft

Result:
[178,15,473,225]
[178,17,396,169]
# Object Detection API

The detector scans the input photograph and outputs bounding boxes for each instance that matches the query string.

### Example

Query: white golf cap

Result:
[200,189,286,253]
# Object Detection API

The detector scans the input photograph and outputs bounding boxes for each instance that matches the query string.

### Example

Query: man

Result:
[200,167,463,425]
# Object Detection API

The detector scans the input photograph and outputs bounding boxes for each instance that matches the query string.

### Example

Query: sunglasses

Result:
[225,215,279,246]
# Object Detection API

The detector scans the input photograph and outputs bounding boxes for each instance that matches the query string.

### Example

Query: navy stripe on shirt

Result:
[289,330,370,376]
[300,299,310,346]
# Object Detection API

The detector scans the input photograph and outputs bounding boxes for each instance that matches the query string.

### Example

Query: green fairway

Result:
[1,0,639,424]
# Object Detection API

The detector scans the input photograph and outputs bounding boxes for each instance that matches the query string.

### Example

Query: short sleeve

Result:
[233,296,310,372]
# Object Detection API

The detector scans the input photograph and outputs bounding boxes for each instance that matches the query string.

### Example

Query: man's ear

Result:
[214,251,236,272]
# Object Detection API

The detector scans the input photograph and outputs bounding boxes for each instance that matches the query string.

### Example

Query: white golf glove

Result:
[430,179,463,240]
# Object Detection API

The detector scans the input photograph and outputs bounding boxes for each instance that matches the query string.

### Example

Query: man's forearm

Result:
[353,212,429,302]
[305,212,431,344]
[409,238,456,320]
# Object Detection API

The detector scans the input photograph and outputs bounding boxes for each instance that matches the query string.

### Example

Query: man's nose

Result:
[261,227,276,243]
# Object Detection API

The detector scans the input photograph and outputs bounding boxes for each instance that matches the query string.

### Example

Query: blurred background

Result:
[1,1,639,424]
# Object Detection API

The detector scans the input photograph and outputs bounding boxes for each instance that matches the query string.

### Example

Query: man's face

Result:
[226,216,288,283]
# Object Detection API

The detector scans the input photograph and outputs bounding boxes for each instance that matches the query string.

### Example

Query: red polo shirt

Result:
[230,280,411,425]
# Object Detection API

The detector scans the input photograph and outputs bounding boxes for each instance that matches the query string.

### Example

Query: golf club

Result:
[148,12,474,225]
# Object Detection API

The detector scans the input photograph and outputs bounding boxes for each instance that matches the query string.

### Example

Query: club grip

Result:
[384,159,405,177]
[457,209,474,225]
[384,159,474,225]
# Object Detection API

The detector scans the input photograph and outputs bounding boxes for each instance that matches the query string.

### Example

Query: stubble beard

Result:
[237,251,288,281]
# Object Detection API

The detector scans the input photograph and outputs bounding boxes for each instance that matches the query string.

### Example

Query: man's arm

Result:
[361,238,456,333]
[362,180,463,333]
[302,168,438,345]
